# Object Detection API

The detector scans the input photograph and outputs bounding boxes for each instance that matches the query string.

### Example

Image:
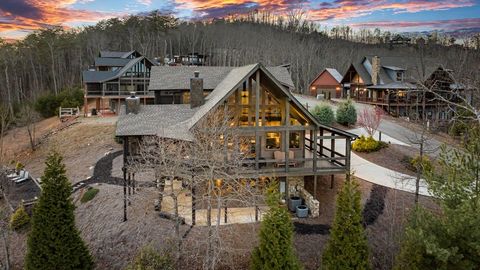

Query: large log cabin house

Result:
[115,63,355,224]
[340,55,464,126]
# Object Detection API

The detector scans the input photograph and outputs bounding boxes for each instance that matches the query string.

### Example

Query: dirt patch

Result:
[14,121,120,184]
[355,144,421,176]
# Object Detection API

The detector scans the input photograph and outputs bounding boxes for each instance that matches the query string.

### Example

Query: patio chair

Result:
[274,151,297,167]
[10,170,26,181]
[14,171,30,184]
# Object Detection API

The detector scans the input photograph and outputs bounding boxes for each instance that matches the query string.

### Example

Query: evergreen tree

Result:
[251,185,301,270]
[395,129,480,270]
[321,178,370,270]
[25,151,93,270]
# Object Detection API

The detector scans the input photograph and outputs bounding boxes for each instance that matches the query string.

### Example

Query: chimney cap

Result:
[194,71,200,78]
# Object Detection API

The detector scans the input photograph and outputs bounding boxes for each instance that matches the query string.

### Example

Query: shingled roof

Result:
[99,51,137,58]
[83,56,153,83]
[116,63,354,140]
[94,57,131,67]
[149,65,294,91]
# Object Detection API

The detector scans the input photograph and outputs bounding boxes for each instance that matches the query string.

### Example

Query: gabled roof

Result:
[310,68,343,86]
[99,50,137,58]
[116,63,355,139]
[83,57,150,83]
[94,57,131,67]
[325,68,343,83]
[149,65,294,91]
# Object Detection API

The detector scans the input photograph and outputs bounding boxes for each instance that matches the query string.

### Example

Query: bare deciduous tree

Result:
[358,106,383,137]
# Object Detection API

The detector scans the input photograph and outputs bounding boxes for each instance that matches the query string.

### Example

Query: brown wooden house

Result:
[116,63,355,223]
[341,55,463,125]
[309,68,343,99]
[82,50,157,116]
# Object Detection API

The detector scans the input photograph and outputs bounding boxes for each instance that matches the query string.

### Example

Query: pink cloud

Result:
[350,18,480,32]
[309,0,476,21]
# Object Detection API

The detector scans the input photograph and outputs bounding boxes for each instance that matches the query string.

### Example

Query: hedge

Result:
[352,135,388,153]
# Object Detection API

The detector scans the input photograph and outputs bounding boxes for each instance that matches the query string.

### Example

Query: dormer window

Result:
[396,72,404,82]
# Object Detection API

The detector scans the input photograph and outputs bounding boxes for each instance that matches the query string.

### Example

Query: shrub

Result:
[34,88,83,118]
[10,204,30,230]
[352,135,388,153]
[15,161,25,172]
[311,104,335,126]
[409,155,433,173]
[80,188,99,203]
[125,246,174,270]
[336,99,357,126]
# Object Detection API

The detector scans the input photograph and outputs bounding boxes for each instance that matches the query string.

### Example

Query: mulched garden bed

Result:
[355,144,421,176]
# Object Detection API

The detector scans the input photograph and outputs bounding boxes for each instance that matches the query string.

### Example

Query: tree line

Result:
[0,11,479,117]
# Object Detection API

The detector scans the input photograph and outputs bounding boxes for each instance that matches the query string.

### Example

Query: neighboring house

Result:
[341,55,463,124]
[82,50,157,115]
[116,63,355,223]
[308,68,343,99]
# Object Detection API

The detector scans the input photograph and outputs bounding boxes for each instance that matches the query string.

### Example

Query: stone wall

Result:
[288,176,319,218]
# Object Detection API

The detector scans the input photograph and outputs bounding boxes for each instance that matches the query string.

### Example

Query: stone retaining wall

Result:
[288,176,319,218]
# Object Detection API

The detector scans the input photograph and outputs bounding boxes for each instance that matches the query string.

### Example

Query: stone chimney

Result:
[125,92,140,114]
[190,71,204,108]
[371,56,380,85]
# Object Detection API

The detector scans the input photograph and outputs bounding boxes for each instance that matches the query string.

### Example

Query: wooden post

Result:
[191,177,196,226]
[123,137,129,222]
[319,128,324,156]
[224,205,228,224]
[132,173,136,194]
[330,131,336,163]
[314,175,318,199]
[285,99,290,173]
[255,72,260,170]
[346,137,351,172]
[313,129,318,173]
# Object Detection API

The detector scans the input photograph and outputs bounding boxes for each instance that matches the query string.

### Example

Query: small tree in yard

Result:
[322,178,370,270]
[358,107,383,137]
[311,104,335,126]
[25,151,93,270]
[251,184,302,270]
[336,100,357,126]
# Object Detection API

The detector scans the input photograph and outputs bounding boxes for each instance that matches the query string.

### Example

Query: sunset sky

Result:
[1,0,479,39]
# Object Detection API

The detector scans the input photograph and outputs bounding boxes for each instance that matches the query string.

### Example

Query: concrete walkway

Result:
[294,94,431,196]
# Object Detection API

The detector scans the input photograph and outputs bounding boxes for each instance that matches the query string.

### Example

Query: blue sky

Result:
[1,0,479,39]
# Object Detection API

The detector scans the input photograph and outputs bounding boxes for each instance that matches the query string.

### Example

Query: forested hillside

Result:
[0,12,479,115]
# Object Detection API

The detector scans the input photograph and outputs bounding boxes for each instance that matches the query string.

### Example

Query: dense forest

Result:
[0,11,479,116]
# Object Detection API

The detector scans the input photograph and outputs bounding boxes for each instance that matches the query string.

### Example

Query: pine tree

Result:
[321,178,370,270]
[25,151,94,270]
[251,185,301,270]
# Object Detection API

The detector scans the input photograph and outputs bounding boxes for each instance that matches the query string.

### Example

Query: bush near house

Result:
[336,99,357,126]
[34,88,83,118]
[10,204,30,230]
[311,104,335,126]
[80,188,99,203]
[352,136,388,153]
